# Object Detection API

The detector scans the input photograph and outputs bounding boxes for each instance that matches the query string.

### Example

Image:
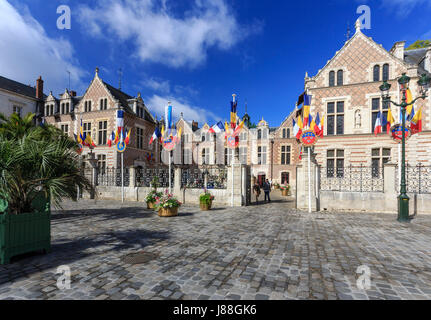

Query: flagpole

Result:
[308,146,312,213]
[231,149,234,207]
[169,150,172,194]
[121,152,124,203]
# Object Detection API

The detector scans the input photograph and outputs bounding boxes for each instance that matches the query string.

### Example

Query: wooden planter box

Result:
[147,201,155,210]
[200,201,212,211]
[0,194,51,265]
[158,207,179,217]
[281,189,289,197]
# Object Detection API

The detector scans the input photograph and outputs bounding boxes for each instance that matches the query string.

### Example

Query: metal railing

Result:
[181,165,228,189]
[135,167,174,188]
[319,165,384,193]
[396,163,431,194]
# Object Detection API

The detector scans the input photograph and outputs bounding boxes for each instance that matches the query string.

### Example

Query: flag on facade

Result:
[314,113,322,137]
[374,111,382,136]
[303,94,311,125]
[308,114,314,131]
[320,116,325,137]
[119,127,124,144]
[230,100,238,128]
[116,110,124,134]
[407,106,415,122]
[299,146,303,160]
[292,118,300,138]
[411,107,423,135]
[296,116,303,139]
[79,119,87,146]
[108,131,115,147]
[224,121,230,138]
[165,104,173,130]
[233,120,244,137]
[209,121,224,134]
[405,88,414,117]
[387,109,395,134]
[124,128,131,145]
[149,127,162,145]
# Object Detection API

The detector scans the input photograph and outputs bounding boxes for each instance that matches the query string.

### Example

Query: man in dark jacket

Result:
[263,179,271,202]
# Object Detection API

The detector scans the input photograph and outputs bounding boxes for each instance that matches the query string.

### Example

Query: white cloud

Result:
[146,94,221,124]
[78,0,261,68]
[142,78,171,94]
[0,0,86,95]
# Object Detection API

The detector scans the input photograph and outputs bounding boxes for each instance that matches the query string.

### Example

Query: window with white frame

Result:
[97,154,107,174]
[225,148,233,165]
[281,128,290,139]
[98,121,108,145]
[83,122,92,139]
[258,146,267,165]
[183,149,192,164]
[327,101,344,135]
[100,98,108,111]
[12,105,22,117]
[281,145,291,165]
[371,97,389,134]
[372,148,391,178]
[240,147,248,164]
[84,100,92,112]
[60,124,69,135]
[202,148,210,164]
[136,127,144,149]
[327,149,344,178]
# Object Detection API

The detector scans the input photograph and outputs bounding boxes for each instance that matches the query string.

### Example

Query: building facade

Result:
[44,68,159,171]
[0,75,45,120]
[303,21,431,172]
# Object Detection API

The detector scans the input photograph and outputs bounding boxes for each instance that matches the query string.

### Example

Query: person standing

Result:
[253,182,261,205]
[263,179,271,202]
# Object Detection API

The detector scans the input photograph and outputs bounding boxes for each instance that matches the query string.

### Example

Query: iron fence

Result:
[135,167,174,188]
[319,165,384,192]
[83,167,130,187]
[396,164,431,194]
[181,166,228,189]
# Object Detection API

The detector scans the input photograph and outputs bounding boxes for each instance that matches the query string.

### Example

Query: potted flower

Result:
[273,183,280,190]
[155,190,182,217]
[199,190,215,211]
[145,190,163,209]
[280,185,290,196]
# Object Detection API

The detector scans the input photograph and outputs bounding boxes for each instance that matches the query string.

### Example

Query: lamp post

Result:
[379,73,431,222]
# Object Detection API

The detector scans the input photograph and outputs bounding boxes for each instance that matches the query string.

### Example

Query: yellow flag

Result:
[161,125,165,138]
[297,116,303,129]
[406,89,413,116]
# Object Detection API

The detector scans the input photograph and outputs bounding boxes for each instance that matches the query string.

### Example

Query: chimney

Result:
[70,90,77,97]
[192,121,199,131]
[390,41,406,61]
[36,76,43,100]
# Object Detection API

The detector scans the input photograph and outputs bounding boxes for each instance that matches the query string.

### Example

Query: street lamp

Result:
[380,73,431,222]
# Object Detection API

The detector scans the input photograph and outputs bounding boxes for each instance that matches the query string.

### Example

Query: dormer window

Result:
[61,102,70,114]
[329,71,335,87]
[84,101,92,112]
[337,70,344,86]
[100,98,108,110]
[136,105,144,118]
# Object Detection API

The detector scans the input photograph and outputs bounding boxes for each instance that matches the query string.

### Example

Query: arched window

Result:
[373,65,380,82]
[383,64,389,81]
[257,129,262,140]
[337,70,344,86]
[329,71,335,87]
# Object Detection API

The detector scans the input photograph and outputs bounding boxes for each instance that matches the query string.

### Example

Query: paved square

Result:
[1,199,431,300]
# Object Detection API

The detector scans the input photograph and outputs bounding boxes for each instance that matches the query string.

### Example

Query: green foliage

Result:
[150,176,160,190]
[154,190,182,209]
[199,191,215,205]
[406,39,431,51]
[145,190,163,203]
[280,185,290,191]
[0,112,93,214]
[249,122,257,129]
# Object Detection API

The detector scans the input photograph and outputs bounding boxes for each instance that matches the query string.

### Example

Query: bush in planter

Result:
[0,112,93,263]
[145,190,163,209]
[280,185,290,195]
[154,190,182,217]
[199,190,215,211]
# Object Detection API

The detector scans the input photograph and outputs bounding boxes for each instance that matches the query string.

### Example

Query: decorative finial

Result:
[180,112,183,118]
[137,92,141,98]
[95,67,99,76]
[232,94,237,102]
[305,71,309,78]
[355,19,361,34]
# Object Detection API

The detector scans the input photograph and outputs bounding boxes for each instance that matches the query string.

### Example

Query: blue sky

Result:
[1,0,431,126]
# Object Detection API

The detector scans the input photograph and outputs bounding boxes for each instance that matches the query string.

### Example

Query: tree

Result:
[0,112,93,214]
[406,39,431,51]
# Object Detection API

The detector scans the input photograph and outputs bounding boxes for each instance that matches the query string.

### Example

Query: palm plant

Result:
[0,113,93,214]
[0,112,36,140]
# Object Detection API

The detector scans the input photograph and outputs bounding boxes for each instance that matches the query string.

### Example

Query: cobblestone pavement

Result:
[1,199,431,300]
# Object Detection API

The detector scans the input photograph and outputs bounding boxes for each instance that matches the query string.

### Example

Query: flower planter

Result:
[158,207,179,217]
[281,189,289,197]
[147,202,155,210]
[200,201,212,211]
[0,194,51,265]
[274,185,280,190]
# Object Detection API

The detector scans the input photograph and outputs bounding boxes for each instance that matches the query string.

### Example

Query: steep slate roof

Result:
[0,75,46,99]
[404,47,430,75]
[103,81,155,123]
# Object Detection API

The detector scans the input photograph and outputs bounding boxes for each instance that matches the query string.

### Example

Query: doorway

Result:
[258,174,266,187]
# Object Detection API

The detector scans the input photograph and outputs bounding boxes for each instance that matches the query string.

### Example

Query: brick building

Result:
[44,68,159,171]
[301,21,431,172]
